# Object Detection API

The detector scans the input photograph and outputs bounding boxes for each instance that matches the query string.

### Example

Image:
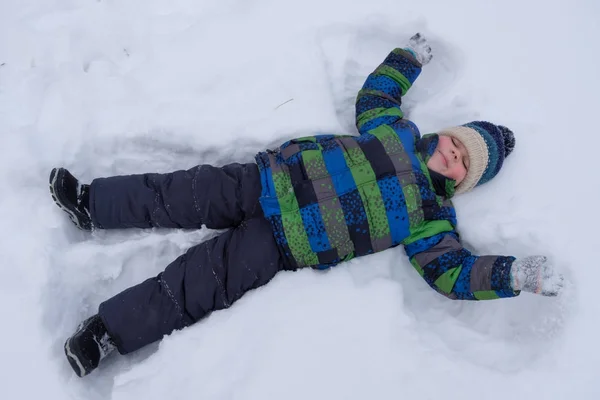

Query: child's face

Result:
[427,135,470,185]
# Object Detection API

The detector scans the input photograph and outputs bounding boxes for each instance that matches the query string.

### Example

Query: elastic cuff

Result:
[98,305,127,355]
[404,48,417,59]
[399,48,422,67]
[88,179,103,229]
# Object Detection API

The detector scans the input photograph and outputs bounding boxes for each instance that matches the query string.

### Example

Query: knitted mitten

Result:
[510,256,564,296]
[404,33,433,66]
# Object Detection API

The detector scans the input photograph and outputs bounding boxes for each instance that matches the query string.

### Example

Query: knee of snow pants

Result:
[98,217,284,354]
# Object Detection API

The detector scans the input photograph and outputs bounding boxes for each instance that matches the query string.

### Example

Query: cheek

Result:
[450,165,467,183]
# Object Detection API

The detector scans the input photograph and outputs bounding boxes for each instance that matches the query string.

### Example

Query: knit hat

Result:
[438,121,515,194]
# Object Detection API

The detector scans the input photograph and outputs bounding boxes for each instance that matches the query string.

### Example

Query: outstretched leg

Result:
[51,162,263,230]
[64,216,284,376]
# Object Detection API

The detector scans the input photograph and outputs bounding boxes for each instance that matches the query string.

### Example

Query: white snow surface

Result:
[1,0,599,399]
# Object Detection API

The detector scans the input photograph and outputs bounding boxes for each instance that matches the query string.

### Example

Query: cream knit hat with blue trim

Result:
[439,121,515,194]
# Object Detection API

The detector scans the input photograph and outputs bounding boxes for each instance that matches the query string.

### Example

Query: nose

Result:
[452,149,458,161]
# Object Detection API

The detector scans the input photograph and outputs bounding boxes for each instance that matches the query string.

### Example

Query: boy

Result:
[50,34,563,378]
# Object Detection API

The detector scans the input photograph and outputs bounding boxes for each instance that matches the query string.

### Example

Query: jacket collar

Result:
[417,133,456,199]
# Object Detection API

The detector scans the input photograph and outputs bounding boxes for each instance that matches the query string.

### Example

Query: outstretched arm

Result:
[403,229,563,300]
[355,33,431,133]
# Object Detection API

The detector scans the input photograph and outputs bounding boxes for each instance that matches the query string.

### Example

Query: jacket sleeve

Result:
[403,228,520,300]
[355,48,422,134]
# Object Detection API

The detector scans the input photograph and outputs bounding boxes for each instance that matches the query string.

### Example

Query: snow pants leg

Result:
[89,163,264,230]
[89,163,285,354]
[98,217,283,354]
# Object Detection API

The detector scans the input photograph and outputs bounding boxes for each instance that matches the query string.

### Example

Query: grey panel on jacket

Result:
[469,256,498,292]
[414,234,462,268]
[281,143,301,160]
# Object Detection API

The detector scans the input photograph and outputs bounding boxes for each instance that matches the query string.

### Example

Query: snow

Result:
[1,0,599,398]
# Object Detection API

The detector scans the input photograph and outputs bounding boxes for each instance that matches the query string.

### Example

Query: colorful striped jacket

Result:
[255,48,519,300]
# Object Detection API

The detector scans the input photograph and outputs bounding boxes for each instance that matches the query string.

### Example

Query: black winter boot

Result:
[64,314,116,377]
[49,168,92,231]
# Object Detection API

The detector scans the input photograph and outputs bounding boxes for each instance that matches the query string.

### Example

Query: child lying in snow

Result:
[51,34,563,377]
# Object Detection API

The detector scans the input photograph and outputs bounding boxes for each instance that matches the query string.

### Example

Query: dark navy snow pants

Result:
[90,163,285,354]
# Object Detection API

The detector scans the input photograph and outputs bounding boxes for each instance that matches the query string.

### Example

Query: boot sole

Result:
[64,337,92,377]
[49,168,92,231]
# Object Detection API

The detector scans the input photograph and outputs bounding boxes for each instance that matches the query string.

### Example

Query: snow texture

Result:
[0,0,599,399]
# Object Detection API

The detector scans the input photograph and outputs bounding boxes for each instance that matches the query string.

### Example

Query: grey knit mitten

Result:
[510,256,564,296]
[405,33,433,66]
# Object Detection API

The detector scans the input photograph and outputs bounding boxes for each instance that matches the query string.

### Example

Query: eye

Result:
[451,138,457,147]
